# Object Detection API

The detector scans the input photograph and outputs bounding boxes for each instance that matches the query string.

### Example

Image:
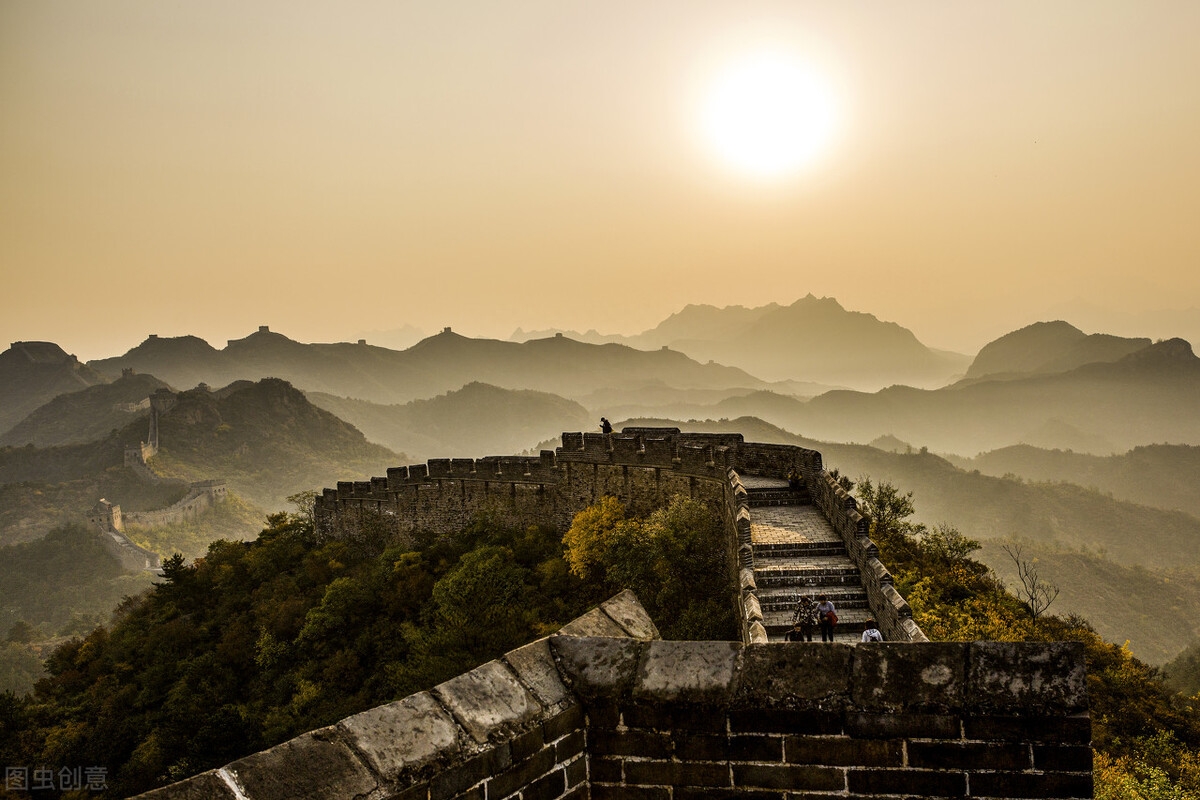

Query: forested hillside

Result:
[0,495,734,797]
[1,484,1197,798]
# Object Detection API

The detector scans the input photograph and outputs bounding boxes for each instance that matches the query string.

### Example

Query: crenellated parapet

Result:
[137,591,1090,800]
[313,428,923,642]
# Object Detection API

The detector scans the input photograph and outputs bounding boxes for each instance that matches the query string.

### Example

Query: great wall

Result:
[88,385,227,572]
[138,427,1092,800]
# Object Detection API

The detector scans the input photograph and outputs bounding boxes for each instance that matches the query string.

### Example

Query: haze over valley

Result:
[3,298,1200,678]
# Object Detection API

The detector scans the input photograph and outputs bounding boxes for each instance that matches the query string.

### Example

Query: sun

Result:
[699,52,838,180]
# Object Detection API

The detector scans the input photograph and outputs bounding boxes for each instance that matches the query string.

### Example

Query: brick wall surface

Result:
[135,594,1090,800]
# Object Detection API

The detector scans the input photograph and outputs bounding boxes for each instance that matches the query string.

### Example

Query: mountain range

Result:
[306,382,591,460]
[511,295,971,390]
[0,342,107,434]
[4,299,1199,667]
[88,326,769,405]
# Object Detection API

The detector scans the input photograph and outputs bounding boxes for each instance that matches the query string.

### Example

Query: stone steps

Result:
[752,554,862,588]
[747,489,810,507]
[756,586,869,613]
[742,475,877,644]
[753,541,848,558]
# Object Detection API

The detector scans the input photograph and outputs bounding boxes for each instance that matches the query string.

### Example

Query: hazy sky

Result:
[3,2,1199,360]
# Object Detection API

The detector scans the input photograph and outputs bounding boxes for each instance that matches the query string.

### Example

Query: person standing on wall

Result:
[792,595,817,642]
[861,618,883,642]
[600,417,613,435]
[816,593,837,642]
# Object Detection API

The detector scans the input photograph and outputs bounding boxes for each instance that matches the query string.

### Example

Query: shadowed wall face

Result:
[136,631,1091,799]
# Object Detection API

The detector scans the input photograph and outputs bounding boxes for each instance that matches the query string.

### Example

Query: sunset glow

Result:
[700,53,838,179]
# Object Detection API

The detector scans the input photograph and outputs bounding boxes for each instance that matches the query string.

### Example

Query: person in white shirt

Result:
[816,594,837,642]
[861,618,884,642]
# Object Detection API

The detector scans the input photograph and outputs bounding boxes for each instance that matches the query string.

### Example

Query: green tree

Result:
[563,494,736,640]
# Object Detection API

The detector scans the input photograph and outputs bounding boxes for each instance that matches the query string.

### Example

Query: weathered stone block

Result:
[729,734,784,763]
[963,714,1091,744]
[625,760,731,787]
[676,733,730,762]
[729,709,842,736]
[675,789,784,800]
[564,756,586,788]
[732,763,845,792]
[428,751,492,800]
[550,636,644,702]
[556,607,629,638]
[134,771,237,800]
[847,767,966,796]
[783,736,902,767]
[622,703,727,733]
[592,785,670,800]
[744,594,763,622]
[969,770,1094,799]
[542,705,584,741]
[337,691,462,782]
[522,768,567,800]
[600,589,661,640]
[589,756,623,783]
[225,728,377,800]
[485,748,556,799]
[739,568,756,592]
[968,641,1088,714]
[851,642,966,711]
[735,643,852,710]
[907,740,1030,770]
[589,729,674,759]
[503,638,573,712]
[432,660,541,746]
[844,712,961,740]
[555,729,585,762]
[1033,744,1095,772]
[634,640,740,704]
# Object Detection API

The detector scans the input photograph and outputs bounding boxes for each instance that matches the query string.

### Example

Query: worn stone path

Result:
[744,477,871,643]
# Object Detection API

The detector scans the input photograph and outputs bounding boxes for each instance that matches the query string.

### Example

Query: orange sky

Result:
[3,2,1199,360]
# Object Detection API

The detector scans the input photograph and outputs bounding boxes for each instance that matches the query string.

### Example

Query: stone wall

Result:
[806,472,927,643]
[313,430,920,644]
[137,592,1091,800]
[558,635,1090,800]
[123,480,228,529]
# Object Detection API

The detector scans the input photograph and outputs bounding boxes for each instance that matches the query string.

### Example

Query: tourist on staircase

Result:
[816,594,837,642]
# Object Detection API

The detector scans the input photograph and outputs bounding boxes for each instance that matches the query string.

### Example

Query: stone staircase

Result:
[743,476,872,643]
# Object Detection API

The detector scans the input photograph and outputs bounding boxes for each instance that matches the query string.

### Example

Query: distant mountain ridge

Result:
[963,320,1151,381]
[0,371,169,448]
[514,296,969,389]
[306,382,592,460]
[0,342,107,435]
[89,326,769,405]
[147,377,400,511]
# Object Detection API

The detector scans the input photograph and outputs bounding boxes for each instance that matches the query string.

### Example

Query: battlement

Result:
[138,592,1091,800]
[313,430,914,642]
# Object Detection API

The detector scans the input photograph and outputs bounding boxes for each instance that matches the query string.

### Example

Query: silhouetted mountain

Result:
[947,443,1200,519]
[0,371,170,448]
[147,378,399,511]
[88,334,224,391]
[637,302,783,346]
[963,321,1151,381]
[690,296,968,387]
[89,327,768,405]
[0,342,107,435]
[307,382,592,459]
[513,297,968,390]
[779,338,1200,455]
